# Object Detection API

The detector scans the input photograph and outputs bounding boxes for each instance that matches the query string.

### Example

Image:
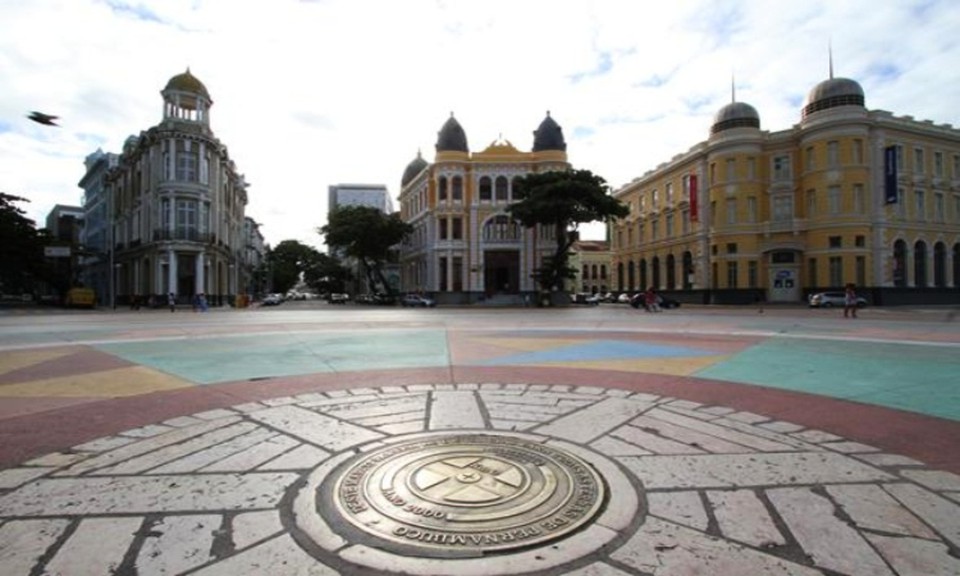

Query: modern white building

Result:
[328,183,394,214]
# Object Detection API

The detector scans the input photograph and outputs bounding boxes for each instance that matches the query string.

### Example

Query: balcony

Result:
[153,228,214,243]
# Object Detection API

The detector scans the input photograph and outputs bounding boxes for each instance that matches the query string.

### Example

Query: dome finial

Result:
[731,72,736,103]
[828,39,834,79]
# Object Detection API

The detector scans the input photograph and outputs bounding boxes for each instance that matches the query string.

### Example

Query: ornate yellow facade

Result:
[612,76,960,305]
[398,113,569,304]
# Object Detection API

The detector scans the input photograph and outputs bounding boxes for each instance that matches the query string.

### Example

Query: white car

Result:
[808,292,867,308]
[401,294,436,307]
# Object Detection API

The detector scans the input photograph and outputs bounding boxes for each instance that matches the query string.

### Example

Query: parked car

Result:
[617,293,633,304]
[571,293,601,305]
[808,292,867,308]
[328,293,348,304]
[629,293,681,310]
[261,293,283,306]
[401,294,436,307]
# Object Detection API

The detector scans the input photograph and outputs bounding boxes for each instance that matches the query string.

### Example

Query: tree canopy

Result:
[319,205,412,295]
[268,240,319,295]
[0,193,49,295]
[507,169,628,294]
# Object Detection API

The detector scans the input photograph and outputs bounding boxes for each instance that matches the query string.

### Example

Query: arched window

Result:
[666,254,676,290]
[452,176,463,201]
[627,261,636,292]
[914,240,927,287]
[639,259,647,291]
[652,256,661,289]
[893,239,907,287]
[934,242,946,287]
[495,176,508,201]
[600,265,607,280]
[482,214,520,242]
[479,176,492,201]
[682,251,693,290]
[591,264,598,280]
[438,177,448,201]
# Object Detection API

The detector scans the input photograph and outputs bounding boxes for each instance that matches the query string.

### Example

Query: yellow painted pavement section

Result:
[525,355,730,375]
[0,366,193,398]
[0,349,79,376]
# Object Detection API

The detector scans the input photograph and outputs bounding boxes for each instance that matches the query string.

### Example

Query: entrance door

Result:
[769,267,800,302]
[484,250,519,294]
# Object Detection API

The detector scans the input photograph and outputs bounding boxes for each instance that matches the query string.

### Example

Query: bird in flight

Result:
[28,111,59,126]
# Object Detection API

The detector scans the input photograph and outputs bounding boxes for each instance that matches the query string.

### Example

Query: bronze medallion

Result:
[329,433,605,554]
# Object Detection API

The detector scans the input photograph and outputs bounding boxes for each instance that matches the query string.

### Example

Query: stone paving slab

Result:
[2,384,959,575]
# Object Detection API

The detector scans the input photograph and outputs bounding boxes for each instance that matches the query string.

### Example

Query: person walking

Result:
[644,287,661,313]
[167,292,176,312]
[843,283,858,319]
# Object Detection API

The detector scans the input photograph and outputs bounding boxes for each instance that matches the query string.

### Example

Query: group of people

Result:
[164,292,208,312]
[629,287,664,312]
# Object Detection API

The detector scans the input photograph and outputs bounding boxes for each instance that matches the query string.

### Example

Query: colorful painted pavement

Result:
[0,307,958,574]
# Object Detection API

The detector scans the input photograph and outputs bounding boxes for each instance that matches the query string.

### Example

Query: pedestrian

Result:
[199,292,208,312]
[644,287,661,312]
[843,283,858,319]
[755,289,765,314]
[167,292,176,312]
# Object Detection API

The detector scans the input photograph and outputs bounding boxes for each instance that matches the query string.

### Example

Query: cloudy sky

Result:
[2,0,958,249]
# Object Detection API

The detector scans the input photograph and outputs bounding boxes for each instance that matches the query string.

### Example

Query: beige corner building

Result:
[611,74,960,305]
[398,113,570,304]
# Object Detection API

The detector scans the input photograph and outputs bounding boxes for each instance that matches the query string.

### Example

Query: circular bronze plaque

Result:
[329,433,605,553]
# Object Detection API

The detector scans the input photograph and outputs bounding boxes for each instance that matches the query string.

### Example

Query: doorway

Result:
[484,250,519,294]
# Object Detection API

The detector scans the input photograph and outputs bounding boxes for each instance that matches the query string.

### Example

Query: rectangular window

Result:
[439,257,448,291]
[748,261,758,288]
[895,144,905,170]
[747,196,757,223]
[452,257,463,291]
[804,147,815,172]
[726,243,738,254]
[666,213,674,236]
[452,217,463,240]
[934,193,945,222]
[726,261,738,288]
[856,256,866,286]
[829,236,842,249]
[709,163,716,184]
[773,196,793,221]
[808,257,818,288]
[828,185,841,215]
[914,147,925,173]
[806,189,816,218]
[746,157,756,180]
[915,190,926,220]
[773,155,792,180]
[855,235,865,248]
[638,196,645,212]
[829,256,843,286]
[438,178,447,201]
[652,189,659,210]
[827,140,839,167]
[726,199,737,224]
[638,221,644,243]
[934,151,944,178]
[853,139,864,164]
[665,182,673,204]
[681,209,690,234]
[954,154,960,179]
[726,158,735,182]
[651,219,659,240]
[853,184,864,214]
[439,217,448,240]
[452,177,463,201]
[176,151,198,182]
[176,199,197,239]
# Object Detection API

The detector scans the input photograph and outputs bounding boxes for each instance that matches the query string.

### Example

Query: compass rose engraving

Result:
[412,456,526,504]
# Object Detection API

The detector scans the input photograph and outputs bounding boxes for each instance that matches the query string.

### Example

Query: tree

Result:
[303,252,352,295]
[267,240,320,295]
[319,206,412,295]
[507,169,629,296]
[0,193,48,295]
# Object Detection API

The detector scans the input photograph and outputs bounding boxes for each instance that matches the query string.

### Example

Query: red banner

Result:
[689,174,698,222]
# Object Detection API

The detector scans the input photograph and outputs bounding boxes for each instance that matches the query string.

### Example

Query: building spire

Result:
[828,39,834,79]
[731,73,736,103]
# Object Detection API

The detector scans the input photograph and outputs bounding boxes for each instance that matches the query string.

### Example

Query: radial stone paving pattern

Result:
[1,384,959,575]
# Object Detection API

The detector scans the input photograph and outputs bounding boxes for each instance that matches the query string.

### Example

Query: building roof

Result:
[401,151,428,186]
[711,101,761,134]
[436,114,469,153]
[802,77,864,118]
[532,112,567,152]
[163,68,211,101]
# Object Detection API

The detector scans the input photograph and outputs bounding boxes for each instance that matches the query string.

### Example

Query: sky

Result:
[2,0,959,250]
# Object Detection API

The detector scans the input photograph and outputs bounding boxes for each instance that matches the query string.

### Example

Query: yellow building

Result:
[569,240,612,296]
[612,74,960,305]
[398,113,569,304]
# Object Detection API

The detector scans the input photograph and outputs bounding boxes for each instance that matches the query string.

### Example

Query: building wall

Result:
[399,139,569,304]
[612,92,960,305]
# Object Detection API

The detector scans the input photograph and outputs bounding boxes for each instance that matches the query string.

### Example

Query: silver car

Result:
[808,292,867,308]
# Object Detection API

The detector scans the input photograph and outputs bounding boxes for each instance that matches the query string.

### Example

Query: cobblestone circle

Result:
[1,383,959,575]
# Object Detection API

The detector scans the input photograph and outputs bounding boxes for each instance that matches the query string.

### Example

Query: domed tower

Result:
[401,150,428,187]
[710,101,761,135]
[532,111,567,152]
[161,68,213,127]
[801,54,865,121]
[435,113,468,153]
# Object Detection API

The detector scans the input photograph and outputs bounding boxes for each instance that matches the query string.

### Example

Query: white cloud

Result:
[2,0,958,247]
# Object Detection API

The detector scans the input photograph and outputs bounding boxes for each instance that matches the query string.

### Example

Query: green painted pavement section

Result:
[696,338,960,421]
[96,329,450,384]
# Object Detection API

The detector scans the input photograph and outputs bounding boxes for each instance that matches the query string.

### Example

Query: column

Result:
[167,250,177,295]
[195,251,205,296]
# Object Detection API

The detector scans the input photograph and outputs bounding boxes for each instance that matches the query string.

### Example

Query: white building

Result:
[328,183,393,214]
